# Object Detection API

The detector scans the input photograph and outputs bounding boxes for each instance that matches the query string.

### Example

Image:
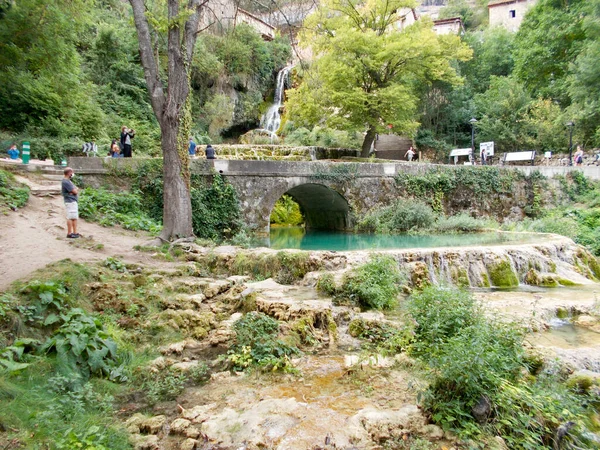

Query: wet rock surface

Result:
[122,239,600,449]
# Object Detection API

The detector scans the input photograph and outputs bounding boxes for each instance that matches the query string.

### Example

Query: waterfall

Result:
[261,66,293,134]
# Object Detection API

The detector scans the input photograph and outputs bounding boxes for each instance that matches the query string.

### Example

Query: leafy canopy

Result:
[286,0,472,140]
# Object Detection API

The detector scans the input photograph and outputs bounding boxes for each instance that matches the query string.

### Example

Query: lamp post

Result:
[566,121,574,166]
[469,118,477,163]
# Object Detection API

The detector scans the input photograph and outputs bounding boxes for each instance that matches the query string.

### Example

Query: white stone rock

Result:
[170,418,191,434]
[182,403,218,422]
[130,434,159,450]
[344,354,394,369]
[348,405,426,443]
[139,415,167,434]
[179,438,198,450]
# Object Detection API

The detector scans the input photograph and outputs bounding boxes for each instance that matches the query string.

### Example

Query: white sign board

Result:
[449,148,472,157]
[480,141,494,157]
[544,151,552,159]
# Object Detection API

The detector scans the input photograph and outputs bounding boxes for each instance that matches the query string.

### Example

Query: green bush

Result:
[144,368,187,404]
[0,169,29,212]
[406,285,480,356]
[340,255,402,310]
[226,312,300,372]
[434,213,487,232]
[421,321,524,431]
[79,187,161,233]
[357,199,435,233]
[40,308,125,381]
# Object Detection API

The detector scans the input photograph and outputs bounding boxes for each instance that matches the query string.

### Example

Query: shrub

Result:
[421,321,524,431]
[358,200,436,233]
[348,318,410,355]
[40,309,125,381]
[78,187,161,233]
[0,169,29,212]
[144,368,187,404]
[226,312,300,372]
[340,255,402,310]
[406,285,480,356]
[434,213,487,232]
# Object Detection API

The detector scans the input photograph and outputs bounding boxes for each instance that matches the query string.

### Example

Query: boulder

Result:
[180,438,198,450]
[344,354,393,369]
[170,418,191,434]
[348,405,427,442]
[139,415,167,434]
[130,434,159,450]
[181,403,219,422]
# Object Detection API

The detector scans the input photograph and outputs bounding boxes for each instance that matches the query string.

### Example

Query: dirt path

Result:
[0,179,157,291]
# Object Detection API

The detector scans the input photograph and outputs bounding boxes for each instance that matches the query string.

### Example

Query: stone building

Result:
[199,0,275,40]
[488,0,538,32]
[433,17,464,35]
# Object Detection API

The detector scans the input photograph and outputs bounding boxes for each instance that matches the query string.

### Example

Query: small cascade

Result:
[261,66,293,134]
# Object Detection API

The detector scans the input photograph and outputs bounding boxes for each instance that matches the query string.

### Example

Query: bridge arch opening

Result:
[272,183,350,231]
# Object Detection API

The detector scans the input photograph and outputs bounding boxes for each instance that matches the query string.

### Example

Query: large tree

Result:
[128,0,204,240]
[285,0,471,156]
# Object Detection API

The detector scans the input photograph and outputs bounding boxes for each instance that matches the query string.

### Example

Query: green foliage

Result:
[231,251,318,284]
[357,198,487,234]
[287,0,472,150]
[282,124,361,149]
[433,213,487,232]
[0,339,38,373]
[190,173,242,240]
[17,280,71,325]
[143,368,187,404]
[103,257,127,273]
[226,312,300,372]
[316,273,337,296]
[404,286,595,445]
[406,286,479,356]
[270,195,304,226]
[79,187,162,233]
[395,166,531,212]
[487,259,519,288]
[0,369,129,450]
[339,255,402,310]
[310,163,360,185]
[40,308,125,381]
[0,169,29,212]
[348,318,409,355]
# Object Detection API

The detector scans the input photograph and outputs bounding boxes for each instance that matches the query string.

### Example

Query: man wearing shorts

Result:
[62,167,80,239]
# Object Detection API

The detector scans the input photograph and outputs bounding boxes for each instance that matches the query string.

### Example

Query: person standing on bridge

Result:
[574,145,584,166]
[62,167,80,239]
[404,146,415,162]
[120,126,135,158]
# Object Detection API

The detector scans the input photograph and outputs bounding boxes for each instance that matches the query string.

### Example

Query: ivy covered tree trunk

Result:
[129,0,202,240]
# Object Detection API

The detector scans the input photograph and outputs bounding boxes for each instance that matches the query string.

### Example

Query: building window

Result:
[509,10,516,18]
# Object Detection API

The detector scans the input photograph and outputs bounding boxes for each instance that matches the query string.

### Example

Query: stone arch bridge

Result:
[69,158,600,234]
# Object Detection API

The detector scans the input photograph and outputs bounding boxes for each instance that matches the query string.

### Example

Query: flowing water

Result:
[268,226,545,251]
[261,66,293,133]
[530,322,600,349]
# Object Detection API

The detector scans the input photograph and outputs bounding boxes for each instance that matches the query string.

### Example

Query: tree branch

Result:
[129,0,166,122]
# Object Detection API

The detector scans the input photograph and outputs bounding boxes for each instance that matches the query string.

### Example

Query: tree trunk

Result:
[129,0,204,241]
[361,125,377,158]
[160,123,194,241]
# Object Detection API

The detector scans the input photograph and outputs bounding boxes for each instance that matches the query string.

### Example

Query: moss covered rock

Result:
[487,259,519,288]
